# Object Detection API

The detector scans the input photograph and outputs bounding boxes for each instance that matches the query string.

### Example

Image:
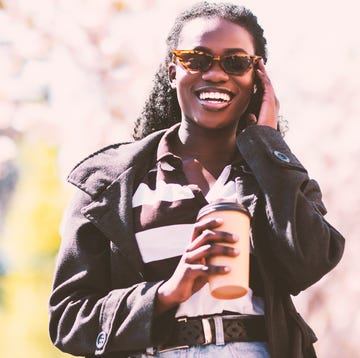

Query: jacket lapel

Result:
[81,166,145,276]
[67,129,166,278]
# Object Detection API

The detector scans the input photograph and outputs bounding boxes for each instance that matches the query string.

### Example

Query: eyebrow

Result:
[193,46,249,54]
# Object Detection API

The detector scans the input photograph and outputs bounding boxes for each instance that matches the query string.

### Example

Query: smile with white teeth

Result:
[199,91,231,102]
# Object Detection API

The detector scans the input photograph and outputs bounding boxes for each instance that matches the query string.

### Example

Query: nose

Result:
[201,61,229,82]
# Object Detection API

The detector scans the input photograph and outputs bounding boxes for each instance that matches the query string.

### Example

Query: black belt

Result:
[157,314,267,353]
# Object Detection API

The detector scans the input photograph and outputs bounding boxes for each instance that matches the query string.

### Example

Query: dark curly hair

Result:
[133,1,269,140]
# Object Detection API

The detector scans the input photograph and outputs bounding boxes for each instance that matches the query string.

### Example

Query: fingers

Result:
[189,227,238,253]
[191,217,238,245]
[188,217,239,270]
[206,264,231,275]
[256,59,275,90]
[185,228,239,281]
[256,60,276,99]
[185,241,239,263]
[256,58,269,79]
[177,218,240,293]
[181,259,231,276]
[254,59,280,129]
[192,217,223,240]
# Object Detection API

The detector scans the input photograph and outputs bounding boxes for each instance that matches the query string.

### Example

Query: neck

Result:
[175,121,238,165]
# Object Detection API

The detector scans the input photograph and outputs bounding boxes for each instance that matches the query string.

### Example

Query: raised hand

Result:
[248,59,280,129]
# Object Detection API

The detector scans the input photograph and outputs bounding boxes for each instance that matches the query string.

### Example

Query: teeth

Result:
[199,91,231,102]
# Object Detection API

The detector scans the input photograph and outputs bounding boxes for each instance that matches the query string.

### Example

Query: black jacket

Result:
[49,125,345,357]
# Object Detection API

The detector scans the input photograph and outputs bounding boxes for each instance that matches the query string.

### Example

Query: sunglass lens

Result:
[179,53,212,72]
[223,55,252,74]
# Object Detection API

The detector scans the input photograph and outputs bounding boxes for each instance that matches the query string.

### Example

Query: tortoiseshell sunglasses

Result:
[172,50,261,76]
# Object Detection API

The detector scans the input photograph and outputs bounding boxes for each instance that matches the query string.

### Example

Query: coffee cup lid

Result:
[197,201,250,220]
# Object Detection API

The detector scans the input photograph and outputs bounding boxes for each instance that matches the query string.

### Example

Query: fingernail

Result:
[233,235,239,241]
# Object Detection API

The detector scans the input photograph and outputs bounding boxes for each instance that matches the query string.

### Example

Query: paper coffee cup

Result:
[197,202,250,299]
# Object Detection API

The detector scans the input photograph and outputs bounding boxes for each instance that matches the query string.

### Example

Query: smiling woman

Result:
[49,2,345,358]
[133,3,269,140]
[168,17,256,131]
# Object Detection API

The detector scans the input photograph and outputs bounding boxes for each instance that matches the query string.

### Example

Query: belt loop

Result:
[201,318,213,344]
[213,316,225,346]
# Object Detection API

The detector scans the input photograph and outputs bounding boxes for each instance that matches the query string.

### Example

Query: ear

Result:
[168,63,177,89]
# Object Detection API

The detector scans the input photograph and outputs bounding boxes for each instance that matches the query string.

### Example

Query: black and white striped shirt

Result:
[132,124,264,317]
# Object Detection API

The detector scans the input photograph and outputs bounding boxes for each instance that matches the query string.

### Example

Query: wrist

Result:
[155,282,179,315]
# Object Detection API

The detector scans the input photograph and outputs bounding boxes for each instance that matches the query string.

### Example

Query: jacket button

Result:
[96,331,107,349]
[273,150,290,163]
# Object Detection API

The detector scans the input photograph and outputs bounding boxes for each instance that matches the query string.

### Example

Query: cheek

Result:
[175,68,192,88]
[238,76,255,103]
[238,80,254,100]
[243,73,255,93]
[175,71,196,103]
[230,81,255,117]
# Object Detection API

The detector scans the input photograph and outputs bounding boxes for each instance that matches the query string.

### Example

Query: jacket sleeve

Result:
[48,189,176,356]
[236,125,345,295]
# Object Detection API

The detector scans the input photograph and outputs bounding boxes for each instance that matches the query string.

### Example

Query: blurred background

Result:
[0,0,358,356]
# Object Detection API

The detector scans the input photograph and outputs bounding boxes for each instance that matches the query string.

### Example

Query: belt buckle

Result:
[201,317,213,345]
[157,316,213,353]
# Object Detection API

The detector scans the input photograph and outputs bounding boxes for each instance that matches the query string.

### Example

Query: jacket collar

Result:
[68,129,166,198]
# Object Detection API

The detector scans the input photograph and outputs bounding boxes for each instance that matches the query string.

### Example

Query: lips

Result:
[195,88,235,111]
[195,88,234,104]
[199,91,231,102]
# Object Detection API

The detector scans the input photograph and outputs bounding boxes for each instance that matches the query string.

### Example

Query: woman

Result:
[49,2,345,357]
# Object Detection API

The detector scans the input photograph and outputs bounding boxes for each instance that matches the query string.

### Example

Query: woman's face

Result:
[169,17,256,131]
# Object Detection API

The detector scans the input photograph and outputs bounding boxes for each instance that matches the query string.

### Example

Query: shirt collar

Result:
[156,122,244,170]
[156,123,182,169]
